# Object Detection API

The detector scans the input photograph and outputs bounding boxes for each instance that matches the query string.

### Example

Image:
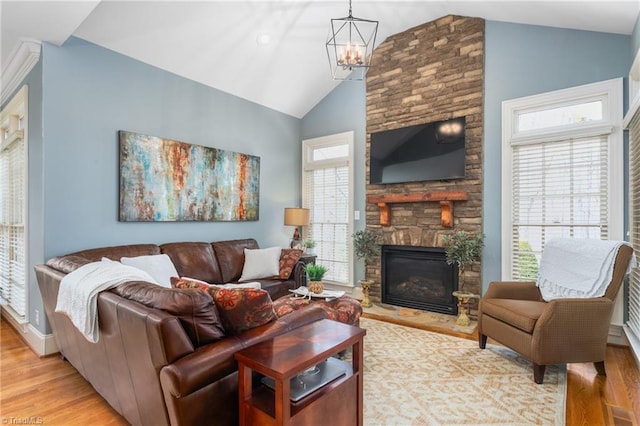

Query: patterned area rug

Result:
[358,318,566,426]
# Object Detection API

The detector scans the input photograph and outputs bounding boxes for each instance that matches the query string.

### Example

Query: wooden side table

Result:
[235,319,366,426]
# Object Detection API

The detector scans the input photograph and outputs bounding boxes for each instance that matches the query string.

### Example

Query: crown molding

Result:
[1,40,41,106]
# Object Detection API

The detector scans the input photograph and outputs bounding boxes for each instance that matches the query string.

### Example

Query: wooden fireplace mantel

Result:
[367,191,468,228]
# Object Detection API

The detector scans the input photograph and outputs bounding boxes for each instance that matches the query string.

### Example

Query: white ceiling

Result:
[1,1,639,118]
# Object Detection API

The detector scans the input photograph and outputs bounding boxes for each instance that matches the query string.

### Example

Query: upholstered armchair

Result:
[478,244,634,384]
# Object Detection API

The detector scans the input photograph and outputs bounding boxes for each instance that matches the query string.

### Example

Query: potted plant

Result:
[442,230,484,293]
[306,264,328,294]
[352,229,382,307]
[442,230,484,326]
[303,238,316,255]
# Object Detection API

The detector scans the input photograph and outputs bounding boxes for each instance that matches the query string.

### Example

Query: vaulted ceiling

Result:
[1,1,638,118]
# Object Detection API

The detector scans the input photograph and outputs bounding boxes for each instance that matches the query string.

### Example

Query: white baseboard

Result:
[607,324,628,346]
[2,312,58,357]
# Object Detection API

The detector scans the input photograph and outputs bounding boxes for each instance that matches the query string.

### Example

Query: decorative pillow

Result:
[171,276,261,291]
[120,254,178,288]
[239,247,281,281]
[171,276,211,291]
[207,287,276,334]
[279,249,303,279]
[217,282,262,290]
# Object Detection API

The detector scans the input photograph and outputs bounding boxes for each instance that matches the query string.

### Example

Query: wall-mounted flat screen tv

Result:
[369,117,466,184]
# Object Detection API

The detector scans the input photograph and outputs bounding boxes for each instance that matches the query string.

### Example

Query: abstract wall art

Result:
[119,131,260,222]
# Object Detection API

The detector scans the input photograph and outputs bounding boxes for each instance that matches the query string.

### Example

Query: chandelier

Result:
[326,0,378,80]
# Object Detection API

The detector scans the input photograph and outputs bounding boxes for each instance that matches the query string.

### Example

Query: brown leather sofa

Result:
[35,238,326,426]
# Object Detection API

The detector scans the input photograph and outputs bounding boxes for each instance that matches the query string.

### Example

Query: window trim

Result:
[501,78,624,280]
[0,84,29,323]
[302,131,355,286]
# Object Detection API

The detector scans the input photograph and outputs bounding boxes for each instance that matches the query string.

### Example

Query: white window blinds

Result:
[302,131,354,285]
[303,165,349,283]
[510,135,609,280]
[0,87,27,320]
[628,112,640,342]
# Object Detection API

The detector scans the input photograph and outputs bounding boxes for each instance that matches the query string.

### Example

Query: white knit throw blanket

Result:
[55,261,158,343]
[536,238,636,301]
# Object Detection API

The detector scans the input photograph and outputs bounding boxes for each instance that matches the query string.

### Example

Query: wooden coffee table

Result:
[234,319,366,426]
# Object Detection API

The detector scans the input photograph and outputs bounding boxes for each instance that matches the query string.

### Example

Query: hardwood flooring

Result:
[1,320,127,425]
[2,318,639,425]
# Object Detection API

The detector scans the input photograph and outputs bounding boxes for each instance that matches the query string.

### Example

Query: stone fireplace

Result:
[365,15,484,310]
[381,245,458,315]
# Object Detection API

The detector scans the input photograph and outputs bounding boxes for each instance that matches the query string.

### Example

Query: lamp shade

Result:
[284,208,310,226]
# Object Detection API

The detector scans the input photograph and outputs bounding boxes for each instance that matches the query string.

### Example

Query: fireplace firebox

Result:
[381,245,458,315]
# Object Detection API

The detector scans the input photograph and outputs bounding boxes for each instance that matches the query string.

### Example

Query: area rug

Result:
[358,318,566,426]
[362,302,477,335]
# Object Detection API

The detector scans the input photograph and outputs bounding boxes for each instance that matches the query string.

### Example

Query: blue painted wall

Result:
[41,37,302,261]
[483,22,631,286]
[301,80,367,283]
[632,13,640,60]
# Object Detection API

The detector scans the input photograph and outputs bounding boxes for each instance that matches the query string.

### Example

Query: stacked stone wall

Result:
[365,15,484,301]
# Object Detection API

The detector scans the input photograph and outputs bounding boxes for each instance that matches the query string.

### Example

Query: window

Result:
[626,101,640,356]
[0,85,28,322]
[302,132,354,285]
[502,79,623,280]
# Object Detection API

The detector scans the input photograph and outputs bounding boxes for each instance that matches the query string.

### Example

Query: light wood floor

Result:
[2,319,639,425]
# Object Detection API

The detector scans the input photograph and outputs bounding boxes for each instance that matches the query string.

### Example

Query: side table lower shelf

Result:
[245,363,356,426]
[235,319,366,426]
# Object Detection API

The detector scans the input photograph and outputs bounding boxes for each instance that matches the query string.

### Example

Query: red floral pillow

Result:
[171,276,212,291]
[207,287,276,334]
[278,249,303,279]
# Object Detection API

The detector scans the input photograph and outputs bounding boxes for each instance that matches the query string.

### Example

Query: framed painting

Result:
[119,131,260,222]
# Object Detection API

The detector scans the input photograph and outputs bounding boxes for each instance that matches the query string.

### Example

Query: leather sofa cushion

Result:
[46,244,162,274]
[46,255,93,274]
[480,298,547,334]
[113,281,225,346]
[71,244,161,262]
[161,242,224,283]
[212,239,259,283]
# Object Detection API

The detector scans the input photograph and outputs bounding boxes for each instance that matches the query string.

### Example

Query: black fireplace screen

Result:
[381,245,458,315]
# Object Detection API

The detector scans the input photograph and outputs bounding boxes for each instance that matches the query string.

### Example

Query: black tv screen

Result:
[369,117,466,184]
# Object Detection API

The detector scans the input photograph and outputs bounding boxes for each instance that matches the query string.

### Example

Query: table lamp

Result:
[284,207,310,248]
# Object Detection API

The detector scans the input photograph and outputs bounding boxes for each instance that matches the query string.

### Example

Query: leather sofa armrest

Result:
[160,306,327,397]
[160,336,244,398]
[483,281,542,301]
